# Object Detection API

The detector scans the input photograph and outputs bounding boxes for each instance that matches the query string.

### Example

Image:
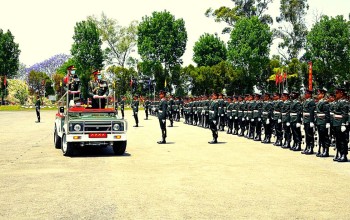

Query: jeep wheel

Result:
[54,127,61,149]
[113,141,127,155]
[61,134,74,156]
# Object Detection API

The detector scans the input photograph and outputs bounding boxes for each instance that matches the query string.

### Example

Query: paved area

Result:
[1,110,350,219]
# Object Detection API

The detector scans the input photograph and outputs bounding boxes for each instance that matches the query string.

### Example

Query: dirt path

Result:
[0,110,350,219]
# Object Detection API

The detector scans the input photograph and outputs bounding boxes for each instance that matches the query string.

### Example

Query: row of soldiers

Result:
[147,87,350,162]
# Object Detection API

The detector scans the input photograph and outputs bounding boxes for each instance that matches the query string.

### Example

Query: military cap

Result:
[67,65,76,70]
[291,91,300,96]
[282,90,289,95]
[317,87,327,93]
[159,90,166,94]
[92,69,100,75]
[273,92,281,97]
[305,89,313,94]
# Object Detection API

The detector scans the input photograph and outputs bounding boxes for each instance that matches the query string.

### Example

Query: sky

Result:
[0,0,349,68]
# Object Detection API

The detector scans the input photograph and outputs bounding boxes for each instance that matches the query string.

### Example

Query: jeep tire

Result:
[54,127,61,149]
[61,134,74,156]
[113,141,127,155]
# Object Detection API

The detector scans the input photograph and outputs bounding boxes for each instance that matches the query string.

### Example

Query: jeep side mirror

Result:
[59,106,64,113]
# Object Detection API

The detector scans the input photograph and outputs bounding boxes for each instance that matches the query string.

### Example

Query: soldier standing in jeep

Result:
[88,70,109,109]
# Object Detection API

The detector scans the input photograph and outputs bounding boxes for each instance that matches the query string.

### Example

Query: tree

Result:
[27,70,53,96]
[0,29,21,104]
[275,0,309,60]
[88,12,138,68]
[205,0,273,34]
[138,10,187,89]
[25,54,70,78]
[305,15,350,89]
[106,65,137,99]
[71,20,104,99]
[193,33,227,67]
[6,79,29,105]
[227,16,272,93]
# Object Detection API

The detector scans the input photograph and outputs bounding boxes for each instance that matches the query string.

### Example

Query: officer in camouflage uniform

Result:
[281,91,292,149]
[301,89,316,155]
[157,90,168,144]
[332,87,349,162]
[88,70,109,109]
[261,93,273,144]
[314,88,331,157]
[208,92,219,144]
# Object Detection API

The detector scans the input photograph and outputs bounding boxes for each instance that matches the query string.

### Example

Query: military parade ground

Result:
[1,109,350,219]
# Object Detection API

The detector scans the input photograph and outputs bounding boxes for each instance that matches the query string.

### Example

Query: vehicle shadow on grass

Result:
[72,147,132,158]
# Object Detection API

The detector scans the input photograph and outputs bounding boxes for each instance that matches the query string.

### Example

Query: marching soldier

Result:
[261,93,273,143]
[131,95,139,127]
[157,90,168,144]
[301,89,316,154]
[208,92,219,144]
[272,93,283,146]
[289,91,302,151]
[314,88,331,157]
[246,94,253,138]
[332,87,349,162]
[88,70,109,109]
[281,90,292,149]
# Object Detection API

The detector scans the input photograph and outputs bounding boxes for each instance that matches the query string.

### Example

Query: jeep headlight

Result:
[113,123,120,131]
[74,124,82,131]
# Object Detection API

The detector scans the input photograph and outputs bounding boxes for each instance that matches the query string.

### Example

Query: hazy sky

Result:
[0,0,349,67]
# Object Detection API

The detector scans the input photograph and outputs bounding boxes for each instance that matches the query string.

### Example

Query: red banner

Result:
[308,61,312,91]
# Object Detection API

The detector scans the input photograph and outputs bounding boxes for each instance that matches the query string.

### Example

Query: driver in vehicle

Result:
[88,70,109,109]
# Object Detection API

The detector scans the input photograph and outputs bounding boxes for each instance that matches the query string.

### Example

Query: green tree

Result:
[305,15,350,89]
[205,0,273,34]
[138,10,187,89]
[0,29,21,104]
[6,79,29,105]
[27,70,53,96]
[71,20,104,99]
[106,65,137,99]
[227,16,272,93]
[88,12,138,68]
[193,33,227,67]
[275,0,309,60]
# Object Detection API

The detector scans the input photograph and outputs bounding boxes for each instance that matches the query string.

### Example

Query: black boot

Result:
[293,143,301,151]
[337,154,348,162]
[290,142,296,150]
[301,146,309,154]
[305,147,314,155]
[320,147,329,157]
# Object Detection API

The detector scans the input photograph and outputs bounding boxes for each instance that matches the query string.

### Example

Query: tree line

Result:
[1,0,350,105]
